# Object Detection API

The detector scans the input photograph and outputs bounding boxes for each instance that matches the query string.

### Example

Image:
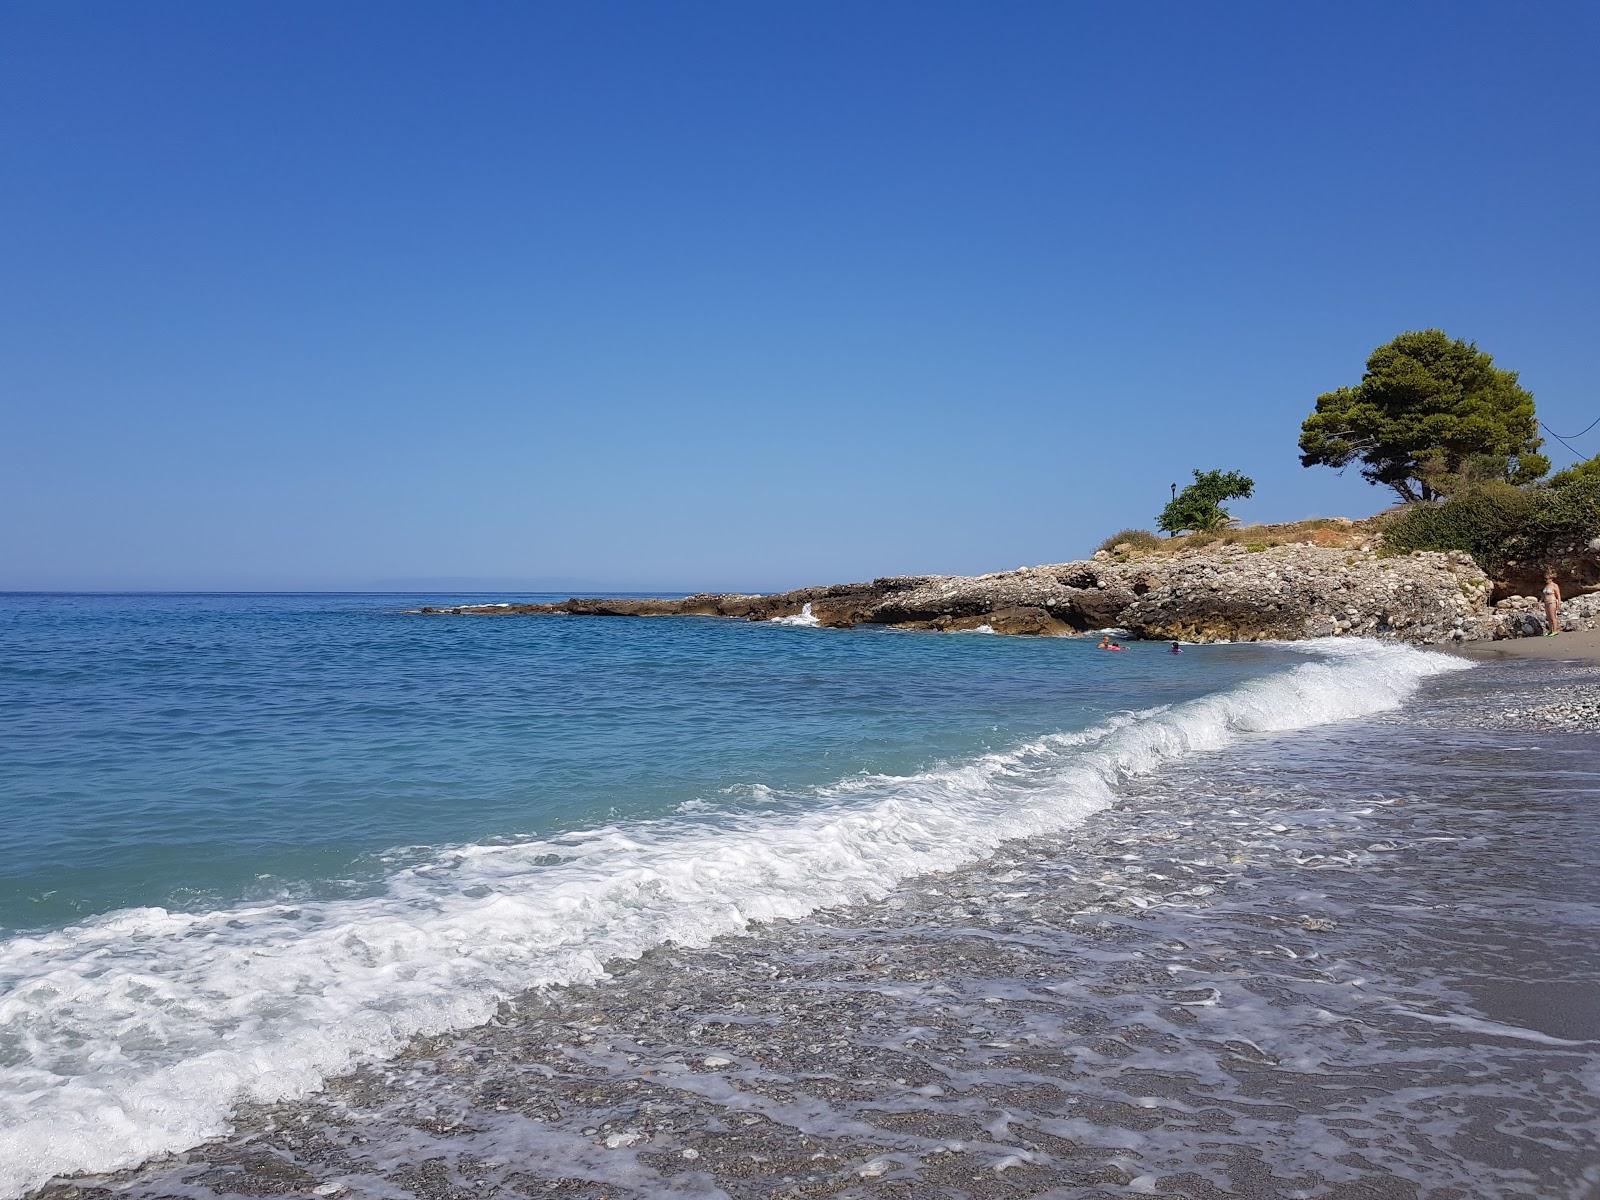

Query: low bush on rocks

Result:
[1096,529,1164,554]
[1380,479,1600,573]
[1095,518,1368,560]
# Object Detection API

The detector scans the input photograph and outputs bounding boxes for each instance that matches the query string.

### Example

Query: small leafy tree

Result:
[1158,469,1255,535]
[1299,329,1549,502]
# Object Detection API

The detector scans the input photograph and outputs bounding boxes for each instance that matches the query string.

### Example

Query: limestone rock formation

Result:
[426,541,1595,642]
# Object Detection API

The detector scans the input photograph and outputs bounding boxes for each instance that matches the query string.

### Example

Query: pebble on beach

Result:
[1486,694,1600,731]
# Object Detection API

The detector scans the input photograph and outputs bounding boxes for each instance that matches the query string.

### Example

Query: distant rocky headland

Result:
[417,519,1599,645]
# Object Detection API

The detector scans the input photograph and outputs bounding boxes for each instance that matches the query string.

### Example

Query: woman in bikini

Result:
[1542,570,1562,637]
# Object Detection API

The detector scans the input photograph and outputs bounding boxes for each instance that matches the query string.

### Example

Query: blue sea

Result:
[0,593,1473,1195]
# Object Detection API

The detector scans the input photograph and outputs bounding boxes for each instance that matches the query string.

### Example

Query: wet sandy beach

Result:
[1444,627,1600,665]
[35,661,1600,1200]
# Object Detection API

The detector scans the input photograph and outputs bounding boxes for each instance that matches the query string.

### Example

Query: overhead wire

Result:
[1540,419,1595,464]
[1543,414,1600,442]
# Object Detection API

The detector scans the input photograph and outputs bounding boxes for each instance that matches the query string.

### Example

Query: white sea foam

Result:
[0,640,1468,1198]
[769,602,821,627]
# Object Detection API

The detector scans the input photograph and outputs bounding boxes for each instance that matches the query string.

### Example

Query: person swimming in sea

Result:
[1542,569,1562,636]
[1097,633,1124,651]
[1170,641,1182,654]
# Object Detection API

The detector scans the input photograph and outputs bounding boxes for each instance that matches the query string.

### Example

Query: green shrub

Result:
[1096,529,1164,553]
[1380,479,1600,572]
[1550,455,1600,488]
[1523,477,1600,557]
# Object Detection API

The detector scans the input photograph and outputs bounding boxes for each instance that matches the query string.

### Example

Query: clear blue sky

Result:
[4,1,1596,591]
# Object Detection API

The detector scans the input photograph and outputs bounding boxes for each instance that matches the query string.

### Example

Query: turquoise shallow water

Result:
[1,592,1290,933]
[0,593,1473,1197]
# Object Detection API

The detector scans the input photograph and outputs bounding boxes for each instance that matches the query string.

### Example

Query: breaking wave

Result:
[768,602,821,627]
[0,640,1467,1197]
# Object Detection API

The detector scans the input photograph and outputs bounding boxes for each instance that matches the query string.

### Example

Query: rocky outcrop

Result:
[418,539,1600,644]
[1113,546,1492,643]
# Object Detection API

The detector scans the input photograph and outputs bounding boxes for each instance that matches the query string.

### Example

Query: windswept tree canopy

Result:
[1157,469,1255,535]
[1299,330,1549,502]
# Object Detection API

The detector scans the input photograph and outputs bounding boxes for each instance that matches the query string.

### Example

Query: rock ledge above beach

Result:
[417,541,1600,644]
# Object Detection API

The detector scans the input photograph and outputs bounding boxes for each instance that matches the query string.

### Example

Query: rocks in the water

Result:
[419,542,1600,645]
[923,606,1074,636]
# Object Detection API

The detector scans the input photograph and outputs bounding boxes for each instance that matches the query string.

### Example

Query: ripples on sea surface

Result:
[0,592,1298,932]
[2,593,1596,1198]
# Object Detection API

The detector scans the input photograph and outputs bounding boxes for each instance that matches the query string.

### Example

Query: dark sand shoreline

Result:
[32,660,1600,1200]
